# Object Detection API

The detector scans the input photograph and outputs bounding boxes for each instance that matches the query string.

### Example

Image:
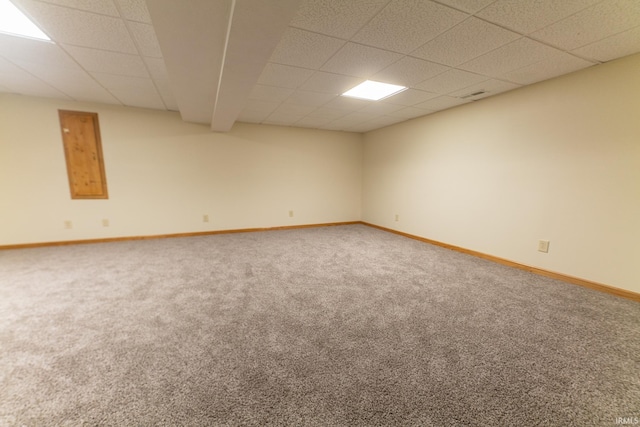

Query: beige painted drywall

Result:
[0,95,362,245]
[363,53,640,294]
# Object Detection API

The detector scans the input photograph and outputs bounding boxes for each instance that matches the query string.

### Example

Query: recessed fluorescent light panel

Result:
[0,0,50,41]
[341,80,407,101]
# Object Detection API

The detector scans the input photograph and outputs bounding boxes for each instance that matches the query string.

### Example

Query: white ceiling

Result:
[1,0,639,133]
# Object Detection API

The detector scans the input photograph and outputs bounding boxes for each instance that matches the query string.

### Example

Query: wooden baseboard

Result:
[0,221,360,250]
[3,220,637,303]
[362,222,640,303]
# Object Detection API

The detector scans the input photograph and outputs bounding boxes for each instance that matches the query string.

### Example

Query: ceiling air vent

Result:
[460,90,486,99]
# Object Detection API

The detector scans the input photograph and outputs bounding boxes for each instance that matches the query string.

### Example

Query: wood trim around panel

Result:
[0,221,361,250]
[58,110,108,199]
[362,222,640,303]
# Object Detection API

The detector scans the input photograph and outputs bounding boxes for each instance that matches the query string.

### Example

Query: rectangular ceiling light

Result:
[0,0,50,41]
[341,80,407,101]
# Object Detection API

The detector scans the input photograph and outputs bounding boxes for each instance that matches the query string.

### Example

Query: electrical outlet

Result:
[64,220,72,229]
[538,240,550,253]
[203,214,209,223]
[102,219,109,227]
[289,210,294,218]
[395,214,399,222]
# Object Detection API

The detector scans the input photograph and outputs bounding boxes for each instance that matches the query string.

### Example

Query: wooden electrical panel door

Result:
[59,110,108,199]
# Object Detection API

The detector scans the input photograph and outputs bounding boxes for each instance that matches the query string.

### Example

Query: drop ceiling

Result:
[1,0,639,133]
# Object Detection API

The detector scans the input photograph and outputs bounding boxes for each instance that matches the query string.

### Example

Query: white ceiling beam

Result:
[211,0,303,132]
[146,0,302,131]
[145,0,233,124]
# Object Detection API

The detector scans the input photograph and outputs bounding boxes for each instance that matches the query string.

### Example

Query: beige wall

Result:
[0,95,363,245]
[363,53,640,294]
[2,54,639,294]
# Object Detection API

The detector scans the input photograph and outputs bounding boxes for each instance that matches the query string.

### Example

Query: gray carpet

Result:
[0,224,638,426]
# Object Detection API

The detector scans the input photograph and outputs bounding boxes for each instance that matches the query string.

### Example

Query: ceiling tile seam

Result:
[57,41,150,57]
[405,13,484,58]
[467,1,608,39]
[281,28,429,71]
[271,49,447,89]
[430,0,498,16]
[495,57,592,86]
[275,96,362,127]
[341,0,393,41]
[112,0,166,109]
[31,0,121,19]
[37,41,127,105]
[286,0,394,43]
[0,53,74,99]
[525,35,603,64]
[533,22,640,63]
[260,63,317,91]
[407,66,485,93]
[567,23,640,59]
[521,0,612,36]
[514,34,601,65]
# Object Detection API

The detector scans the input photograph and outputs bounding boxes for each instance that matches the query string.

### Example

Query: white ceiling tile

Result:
[153,79,178,110]
[294,115,335,128]
[477,0,602,34]
[17,0,137,53]
[319,123,348,131]
[344,122,378,132]
[242,99,281,114]
[143,57,169,80]
[305,106,347,120]
[448,78,520,99]
[458,37,561,77]
[64,45,148,77]
[298,72,361,94]
[248,85,294,103]
[323,95,371,111]
[7,55,120,103]
[321,43,403,78]
[352,0,468,54]
[0,34,78,69]
[270,103,316,116]
[90,72,151,91]
[284,90,336,107]
[34,0,119,16]
[0,57,71,99]
[257,63,314,89]
[290,0,391,39]
[237,109,271,123]
[109,86,165,109]
[414,68,489,94]
[335,111,374,124]
[264,111,307,126]
[532,0,640,50]
[128,22,163,58]
[269,28,345,69]
[572,26,640,62]
[373,57,449,86]
[115,0,152,23]
[386,106,434,119]
[501,52,594,85]
[328,115,372,130]
[434,0,497,13]
[380,88,439,106]
[359,102,404,115]
[411,17,520,66]
[414,95,470,110]
[349,115,407,131]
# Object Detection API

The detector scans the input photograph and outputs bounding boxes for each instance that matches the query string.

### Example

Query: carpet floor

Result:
[0,224,638,426]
